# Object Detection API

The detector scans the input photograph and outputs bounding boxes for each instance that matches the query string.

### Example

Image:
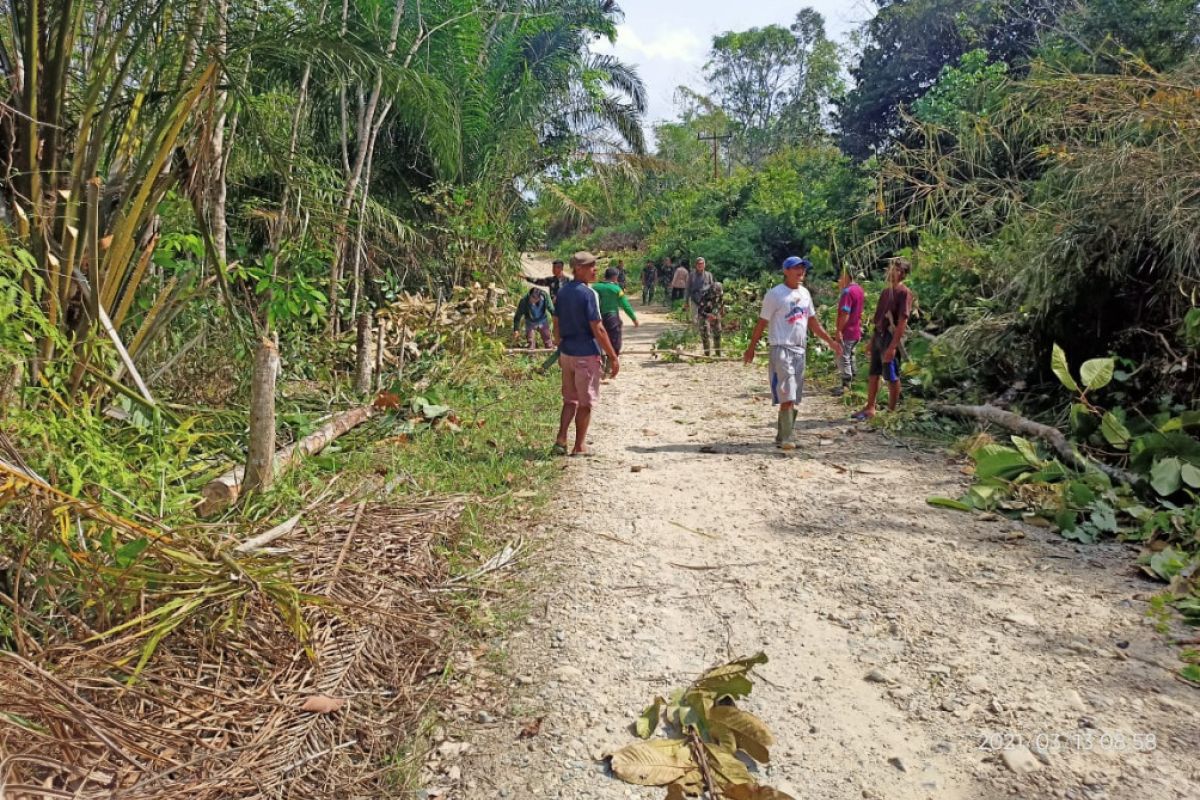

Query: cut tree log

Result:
[200,403,376,515]
[243,338,280,495]
[931,403,1143,489]
[354,312,373,394]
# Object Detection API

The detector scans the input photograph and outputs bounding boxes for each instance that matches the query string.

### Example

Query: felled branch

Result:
[200,403,376,515]
[932,403,1143,488]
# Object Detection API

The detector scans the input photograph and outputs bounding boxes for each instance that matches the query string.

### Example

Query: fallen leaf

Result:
[300,694,345,713]
[517,717,543,739]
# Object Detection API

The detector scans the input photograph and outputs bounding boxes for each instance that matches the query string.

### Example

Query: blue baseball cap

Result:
[781,256,812,271]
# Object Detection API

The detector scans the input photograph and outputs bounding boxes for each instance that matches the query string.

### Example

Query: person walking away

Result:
[853,258,913,420]
[697,281,725,357]
[552,252,620,456]
[594,266,639,375]
[832,270,866,397]
[525,258,567,302]
[658,258,675,306]
[670,261,689,309]
[615,260,628,290]
[742,256,841,450]
[641,260,656,305]
[513,287,553,349]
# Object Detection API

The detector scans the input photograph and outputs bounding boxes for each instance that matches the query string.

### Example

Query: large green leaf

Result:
[610,739,694,786]
[926,496,972,512]
[1150,457,1183,496]
[1100,412,1131,449]
[1080,357,1114,392]
[1182,463,1200,489]
[1010,436,1041,466]
[1051,344,1079,393]
[972,444,1033,480]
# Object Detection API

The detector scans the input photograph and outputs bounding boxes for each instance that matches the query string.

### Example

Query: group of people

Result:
[637,257,726,356]
[513,250,912,456]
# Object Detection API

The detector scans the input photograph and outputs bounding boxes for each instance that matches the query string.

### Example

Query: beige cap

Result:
[570,251,597,269]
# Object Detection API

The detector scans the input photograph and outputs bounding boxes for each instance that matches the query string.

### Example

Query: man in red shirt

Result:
[833,270,866,397]
[853,258,912,420]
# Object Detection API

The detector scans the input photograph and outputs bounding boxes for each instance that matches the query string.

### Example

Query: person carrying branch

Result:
[853,257,913,420]
[512,287,553,349]
[552,252,620,457]
[526,259,567,371]
[743,256,841,450]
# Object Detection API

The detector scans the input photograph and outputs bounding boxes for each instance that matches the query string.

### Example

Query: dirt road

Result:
[442,280,1199,800]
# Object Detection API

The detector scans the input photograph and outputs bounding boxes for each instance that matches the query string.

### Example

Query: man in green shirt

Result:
[594,267,639,374]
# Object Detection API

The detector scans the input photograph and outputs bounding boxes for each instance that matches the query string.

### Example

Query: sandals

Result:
[551,443,568,456]
[850,411,874,422]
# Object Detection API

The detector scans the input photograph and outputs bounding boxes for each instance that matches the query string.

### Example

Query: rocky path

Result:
[440,287,1199,800]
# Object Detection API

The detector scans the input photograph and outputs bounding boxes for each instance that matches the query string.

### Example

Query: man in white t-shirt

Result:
[743,256,842,450]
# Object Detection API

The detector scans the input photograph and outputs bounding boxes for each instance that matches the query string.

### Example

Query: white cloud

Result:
[594,24,705,65]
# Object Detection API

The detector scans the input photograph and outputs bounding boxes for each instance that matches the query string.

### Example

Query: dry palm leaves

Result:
[0,468,469,799]
[609,653,793,800]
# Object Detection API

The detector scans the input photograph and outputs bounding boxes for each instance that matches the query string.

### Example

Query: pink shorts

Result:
[560,354,602,408]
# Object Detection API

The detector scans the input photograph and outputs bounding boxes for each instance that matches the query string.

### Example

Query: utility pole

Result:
[697,131,732,181]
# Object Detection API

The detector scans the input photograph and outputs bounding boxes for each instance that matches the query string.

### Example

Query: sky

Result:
[592,1,875,139]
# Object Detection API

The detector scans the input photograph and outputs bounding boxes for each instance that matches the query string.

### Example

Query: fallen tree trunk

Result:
[932,403,1143,489]
[200,403,376,515]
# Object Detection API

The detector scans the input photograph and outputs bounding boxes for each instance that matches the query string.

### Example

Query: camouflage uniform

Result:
[696,282,725,356]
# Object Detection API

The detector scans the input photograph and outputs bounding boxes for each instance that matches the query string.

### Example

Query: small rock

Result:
[1064,689,1088,712]
[888,686,914,700]
[630,465,644,473]
[437,741,472,759]
[1004,611,1038,627]
[554,665,583,680]
[864,668,892,684]
[926,664,952,676]
[964,674,989,693]
[940,698,960,713]
[888,756,907,773]
[474,710,496,724]
[933,741,954,754]
[1001,746,1041,774]
[445,765,461,782]
[516,675,534,686]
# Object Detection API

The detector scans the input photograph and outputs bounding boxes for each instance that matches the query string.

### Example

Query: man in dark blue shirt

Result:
[551,252,619,456]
